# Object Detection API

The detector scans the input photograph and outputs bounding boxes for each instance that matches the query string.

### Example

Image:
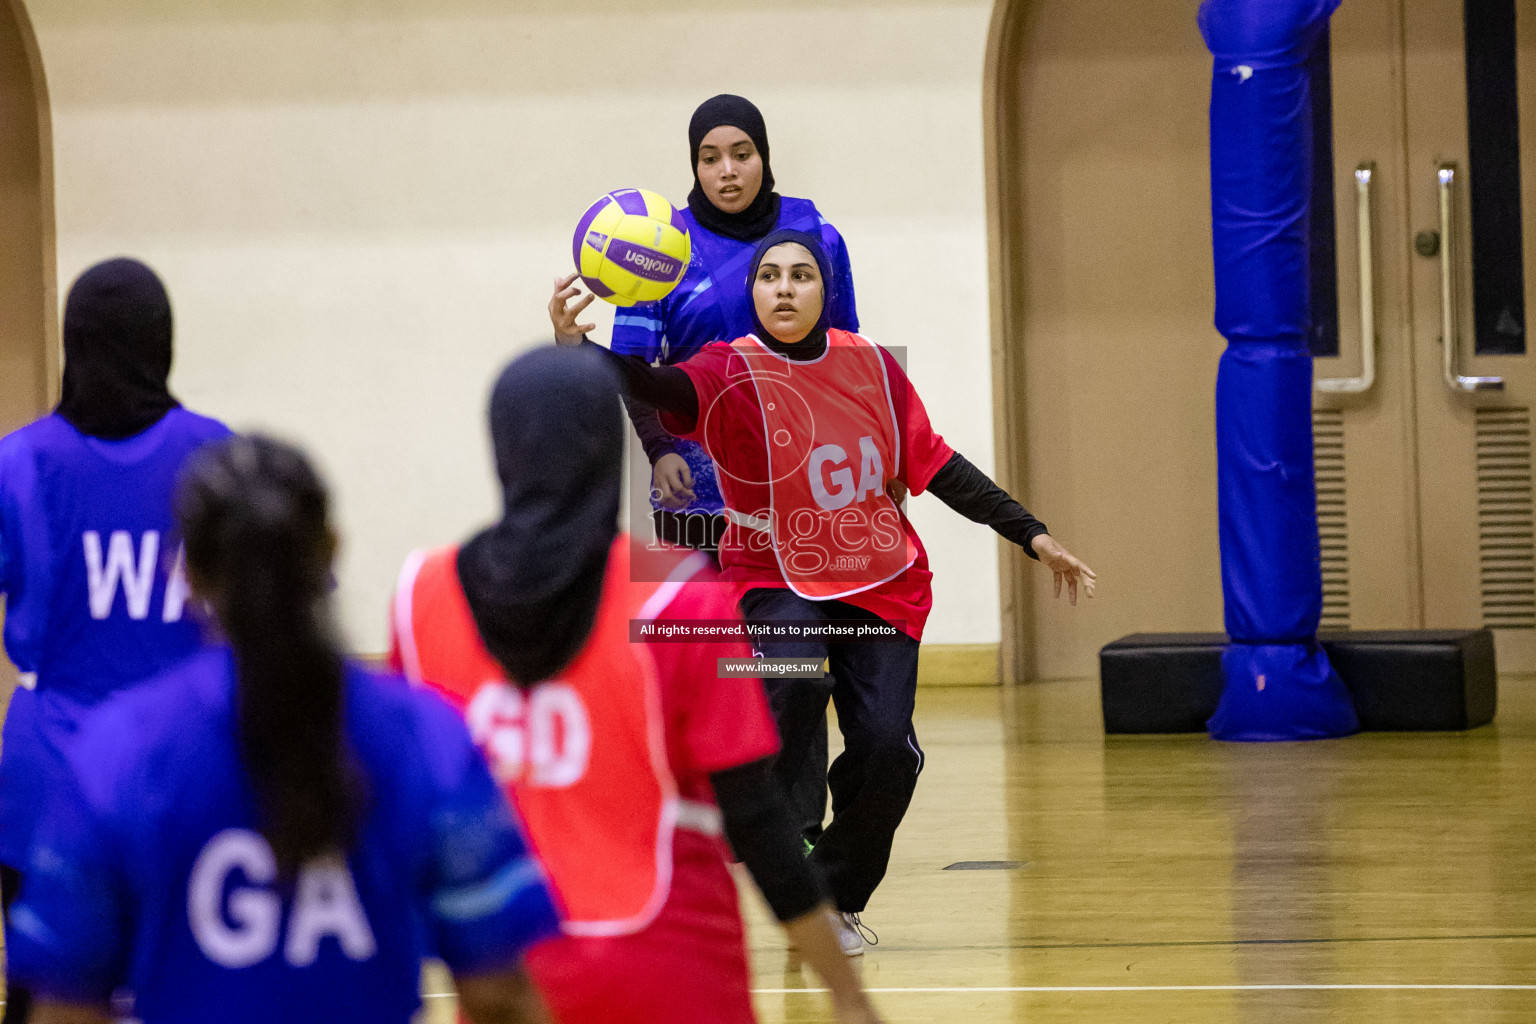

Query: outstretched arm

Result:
[926,452,1097,604]
[926,452,1049,554]
[587,344,698,424]
[621,395,678,465]
[712,759,825,923]
[713,759,885,1024]
[548,274,700,424]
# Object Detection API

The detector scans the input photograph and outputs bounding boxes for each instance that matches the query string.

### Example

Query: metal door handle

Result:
[1317,164,1378,394]
[1437,163,1503,392]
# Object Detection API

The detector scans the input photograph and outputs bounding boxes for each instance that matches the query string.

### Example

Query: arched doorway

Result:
[0,0,55,697]
[0,0,54,432]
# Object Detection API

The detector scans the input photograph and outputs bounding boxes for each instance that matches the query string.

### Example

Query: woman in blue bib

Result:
[0,259,233,1024]
[550,94,860,553]
[7,437,559,1024]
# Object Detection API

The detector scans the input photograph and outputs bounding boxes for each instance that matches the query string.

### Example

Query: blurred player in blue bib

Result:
[6,436,558,1024]
[0,259,233,1022]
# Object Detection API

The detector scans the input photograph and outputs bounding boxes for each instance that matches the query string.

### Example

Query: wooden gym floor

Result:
[739,678,1536,1023]
[11,675,1527,1022]
[418,677,1536,1022]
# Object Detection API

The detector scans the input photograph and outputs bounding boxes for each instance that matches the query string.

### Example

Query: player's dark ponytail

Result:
[177,435,360,876]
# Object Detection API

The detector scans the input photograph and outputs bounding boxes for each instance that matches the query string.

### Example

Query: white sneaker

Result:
[839,912,876,956]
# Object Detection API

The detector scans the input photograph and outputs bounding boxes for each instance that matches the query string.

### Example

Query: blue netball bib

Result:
[0,409,230,699]
[610,196,861,516]
[6,653,560,1023]
[0,408,231,867]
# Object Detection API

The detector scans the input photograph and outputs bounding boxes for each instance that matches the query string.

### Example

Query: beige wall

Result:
[22,0,1004,652]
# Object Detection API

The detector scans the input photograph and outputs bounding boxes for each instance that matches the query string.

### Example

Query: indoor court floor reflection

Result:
[737,679,1536,1024]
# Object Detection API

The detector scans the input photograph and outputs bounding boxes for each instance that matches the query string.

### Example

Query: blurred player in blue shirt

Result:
[7,436,559,1024]
[0,259,233,1023]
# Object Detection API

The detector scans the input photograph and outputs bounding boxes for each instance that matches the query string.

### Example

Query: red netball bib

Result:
[727,330,917,601]
[394,536,708,936]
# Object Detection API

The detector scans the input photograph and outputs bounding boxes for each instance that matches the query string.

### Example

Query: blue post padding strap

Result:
[1199,0,1339,72]
[1202,0,1356,740]
[1209,643,1357,740]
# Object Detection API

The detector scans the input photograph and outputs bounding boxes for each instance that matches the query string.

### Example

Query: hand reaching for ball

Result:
[550,273,596,346]
[1030,534,1098,606]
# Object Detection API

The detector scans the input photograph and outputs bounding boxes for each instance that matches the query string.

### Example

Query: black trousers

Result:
[740,588,923,913]
[2,865,30,1024]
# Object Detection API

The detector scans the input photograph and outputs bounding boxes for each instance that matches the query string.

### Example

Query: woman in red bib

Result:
[389,346,883,1024]
[563,229,1096,952]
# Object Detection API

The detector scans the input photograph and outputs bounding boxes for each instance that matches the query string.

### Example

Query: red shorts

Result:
[525,830,755,1024]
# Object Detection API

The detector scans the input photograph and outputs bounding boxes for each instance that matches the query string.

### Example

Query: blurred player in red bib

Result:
[391,347,883,1024]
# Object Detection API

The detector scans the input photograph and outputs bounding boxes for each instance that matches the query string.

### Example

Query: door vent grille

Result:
[1314,409,1349,629]
[1476,406,1536,630]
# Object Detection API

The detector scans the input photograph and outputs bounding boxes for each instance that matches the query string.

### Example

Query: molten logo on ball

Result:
[601,239,682,283]
[623,250,678,277]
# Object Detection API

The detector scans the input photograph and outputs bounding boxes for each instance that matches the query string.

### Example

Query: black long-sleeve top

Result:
[587,338,1047,559]
[712,758,827,922]
[622,395,681,465]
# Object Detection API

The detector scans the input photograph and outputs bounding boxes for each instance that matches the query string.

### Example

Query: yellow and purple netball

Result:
[572,188,691,305]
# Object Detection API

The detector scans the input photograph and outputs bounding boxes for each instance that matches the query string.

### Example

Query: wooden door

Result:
[0,0,54,700]
[1311,0,1422,636]
[1321,0,1536,671]
[1402,0,1536,671]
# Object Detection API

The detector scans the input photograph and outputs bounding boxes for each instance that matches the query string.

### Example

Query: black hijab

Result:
[747,228,834,361]
[56,257,180,440]
[687,94,782,243]
[457,345,624,686]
